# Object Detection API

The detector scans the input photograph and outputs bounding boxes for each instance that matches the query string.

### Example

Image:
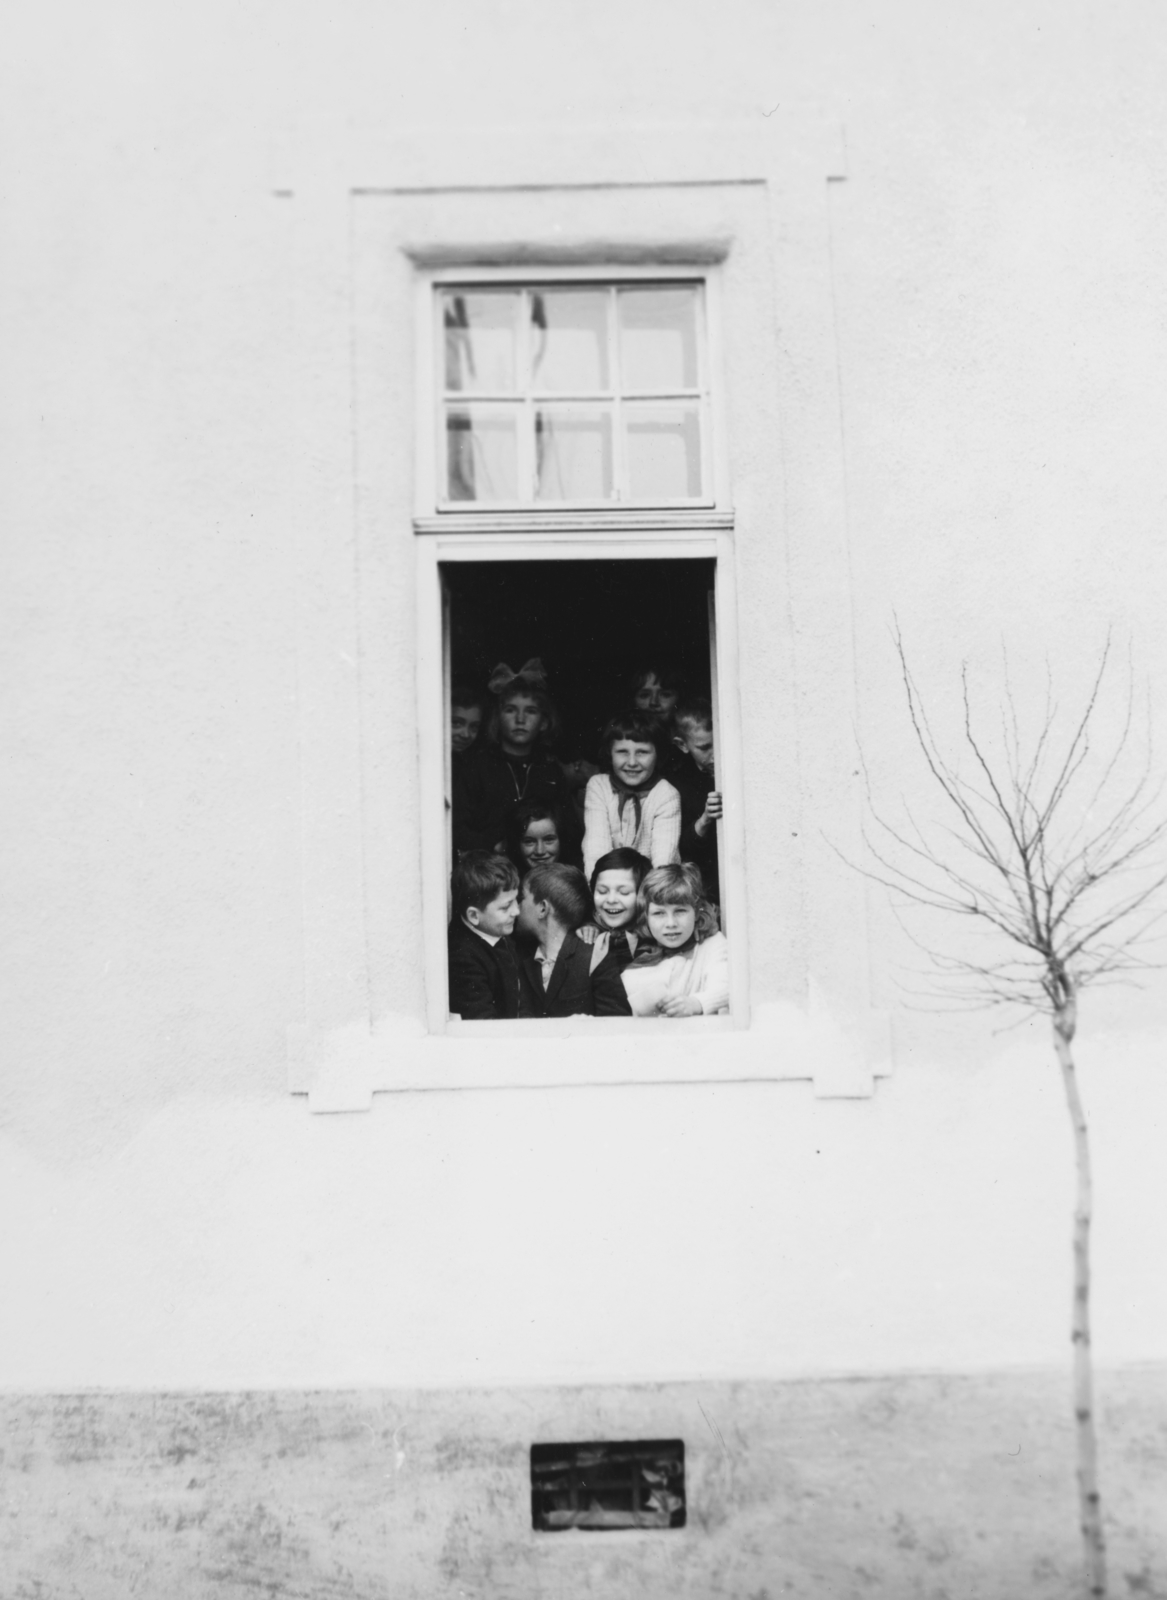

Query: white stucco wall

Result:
[3,0,1167,1392]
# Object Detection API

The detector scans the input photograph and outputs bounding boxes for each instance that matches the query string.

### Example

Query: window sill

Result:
[288,1001,892,1111]
[413,508,734,537]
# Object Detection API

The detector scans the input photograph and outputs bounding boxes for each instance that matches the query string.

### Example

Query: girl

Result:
[453,661,571,854]
[504,800,580,877]
[581,712,681,880]
[575,847,652,974]
[621,863,729,1017]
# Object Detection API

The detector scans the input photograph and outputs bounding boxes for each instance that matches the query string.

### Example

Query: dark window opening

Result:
[444,558,727,1022]
[445,558,715,763]
[530,1439,686,1531]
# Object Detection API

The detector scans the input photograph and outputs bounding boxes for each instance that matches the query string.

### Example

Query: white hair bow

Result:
[487,658,547,695]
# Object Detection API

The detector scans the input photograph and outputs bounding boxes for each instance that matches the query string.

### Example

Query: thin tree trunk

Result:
[1053,992,1107,1598]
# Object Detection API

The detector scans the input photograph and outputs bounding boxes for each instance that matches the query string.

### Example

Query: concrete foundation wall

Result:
[4,1369,1166,1598]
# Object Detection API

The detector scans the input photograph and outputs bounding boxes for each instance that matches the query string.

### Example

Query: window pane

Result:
[535,406,613,501]
[445,406,519,502]
[529,289,610,392]
[624,403,702,499]
[442,290,518,393]
[618,286,700,391]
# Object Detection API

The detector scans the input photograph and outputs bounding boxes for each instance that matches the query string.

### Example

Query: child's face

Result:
[610,739,657,788]
[634,673,679,723]
[593,868,639,930]
[468,888,519,939]
[451,704,482,754]
[673,720,714,774]
[646,899,696,950]
[498,692,545,752]
[519,818,560,868]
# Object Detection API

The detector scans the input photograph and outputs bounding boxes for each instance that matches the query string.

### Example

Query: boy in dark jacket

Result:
[515,863,631,1018]
[447,852,535,1020]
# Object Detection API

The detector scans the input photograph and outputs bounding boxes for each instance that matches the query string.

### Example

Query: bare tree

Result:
[855,632,1167,1600]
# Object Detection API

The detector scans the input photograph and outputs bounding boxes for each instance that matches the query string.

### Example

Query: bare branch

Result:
[862,631,1166,1021]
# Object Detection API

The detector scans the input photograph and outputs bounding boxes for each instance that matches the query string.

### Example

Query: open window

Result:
[413,264,747,1039]
[441,556,727,1023]
[443,554,721,901]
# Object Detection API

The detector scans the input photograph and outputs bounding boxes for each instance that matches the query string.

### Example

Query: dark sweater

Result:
[452,743,571,855]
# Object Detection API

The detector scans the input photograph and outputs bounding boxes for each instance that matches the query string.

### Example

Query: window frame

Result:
[415,525,748,1038]
[416,264,731,522]
[414,262,746,1039]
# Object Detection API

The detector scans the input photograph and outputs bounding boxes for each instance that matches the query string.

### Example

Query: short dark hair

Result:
[673,696,713,735]
[598,710,666,771]
[451,683,487,714]
[451,851,519,923]
[627,662,686,698]
[525,862,591,931]
[588,847,652,895]
[505,800,568,873]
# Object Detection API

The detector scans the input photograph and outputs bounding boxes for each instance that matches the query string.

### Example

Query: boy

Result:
[450,684,486,758]
[671,697,722,905]
[515,863,631,1018]
[447,852,535,1020]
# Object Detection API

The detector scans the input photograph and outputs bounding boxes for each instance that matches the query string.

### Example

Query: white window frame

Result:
[416,264,732,524]
[415,524,749,1038]
[414,262,748,1039]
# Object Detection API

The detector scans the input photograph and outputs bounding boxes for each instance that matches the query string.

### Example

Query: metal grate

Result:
[530,1439,685,1531]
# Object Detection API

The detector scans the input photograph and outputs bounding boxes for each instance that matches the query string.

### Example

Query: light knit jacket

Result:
[621,931,730,1016]
[582,774,682,880]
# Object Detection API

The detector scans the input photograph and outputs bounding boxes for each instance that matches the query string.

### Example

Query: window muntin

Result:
[437,282,710,509]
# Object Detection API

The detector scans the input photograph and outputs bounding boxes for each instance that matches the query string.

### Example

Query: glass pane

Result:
[442,290,518,393]
[530,288,610,392]
[624,403,702,499]
[445,405,519,502]
[618,286,700,391]
[535,406,613,501]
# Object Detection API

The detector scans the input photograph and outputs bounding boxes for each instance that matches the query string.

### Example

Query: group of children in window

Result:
[447,661,728,1020]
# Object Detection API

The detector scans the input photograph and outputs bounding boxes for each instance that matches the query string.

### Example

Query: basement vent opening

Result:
[530,1439,685,1531]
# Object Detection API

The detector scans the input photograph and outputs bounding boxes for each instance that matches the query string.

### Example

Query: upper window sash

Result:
[432,278,714,512]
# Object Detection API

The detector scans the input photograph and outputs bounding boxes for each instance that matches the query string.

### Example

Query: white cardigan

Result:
[582,774,682,880]
[621,931,730,1016]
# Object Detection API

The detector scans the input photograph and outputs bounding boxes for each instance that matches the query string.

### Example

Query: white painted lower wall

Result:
[2,1033,1164,1392]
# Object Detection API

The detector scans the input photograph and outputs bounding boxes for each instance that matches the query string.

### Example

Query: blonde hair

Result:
[637,862,719,943]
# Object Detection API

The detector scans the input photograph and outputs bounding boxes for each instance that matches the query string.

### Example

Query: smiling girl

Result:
[581,712,682,879]
[621,862,729,1017]
[505,799,582,877]
[574,846,653,973]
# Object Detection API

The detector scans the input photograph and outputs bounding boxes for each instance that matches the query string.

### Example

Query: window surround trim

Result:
[286,167,893,1108]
